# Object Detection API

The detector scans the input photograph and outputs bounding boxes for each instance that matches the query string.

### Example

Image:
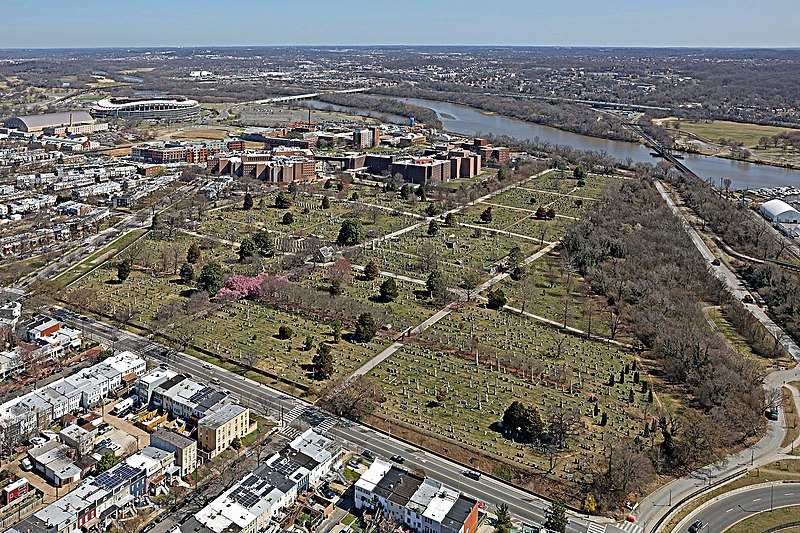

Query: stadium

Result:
[91,96,200,121]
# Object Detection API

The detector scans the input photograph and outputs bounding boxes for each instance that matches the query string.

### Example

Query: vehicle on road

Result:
[390,454,405,464]
[463,470,482,480]
[711,258,720,266]
[688,519,704,533]
[203,363,213,369]
[362,449,375,459]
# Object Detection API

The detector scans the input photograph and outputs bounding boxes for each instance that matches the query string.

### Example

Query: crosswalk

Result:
[282,405,306,426]
[587,523,606,533]
[607,521,643,533]
[280,426,302,439]
[314,417,338,433]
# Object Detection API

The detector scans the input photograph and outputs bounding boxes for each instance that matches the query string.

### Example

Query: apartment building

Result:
[149,428,197,477]
[197,404,254,459]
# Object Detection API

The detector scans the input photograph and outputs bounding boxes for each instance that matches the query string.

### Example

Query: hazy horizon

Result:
[4,0,799,49]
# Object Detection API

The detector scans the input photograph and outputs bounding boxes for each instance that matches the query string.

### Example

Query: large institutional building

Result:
[4,111,108,135]
[91,97,200,121]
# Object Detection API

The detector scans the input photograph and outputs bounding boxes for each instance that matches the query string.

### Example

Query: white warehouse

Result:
[760,199,800,224]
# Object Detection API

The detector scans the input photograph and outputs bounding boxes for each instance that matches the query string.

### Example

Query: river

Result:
[306,97,800,190]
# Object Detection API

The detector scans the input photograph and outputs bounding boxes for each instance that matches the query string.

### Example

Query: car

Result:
[142,523,156,533]
[211,377,220,385]
[20,458,32,471]
[347,460,360,469]
[477,501,485,509]
[710,258,721,266]
[261,437,272,446]
[688,519,704,533]
[362,449,375,459]
[156,514,169,523]
[203,363,213,370]
[29,437,46,446]
[463,470,482,480]
[390,455,405,464]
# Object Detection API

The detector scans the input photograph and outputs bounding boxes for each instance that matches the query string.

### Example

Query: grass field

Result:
[667,119,799,148]
[728,506,800,533]
[171,128,231,140]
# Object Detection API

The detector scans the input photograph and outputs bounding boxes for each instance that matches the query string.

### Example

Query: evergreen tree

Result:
[337,220,364,246]
[480,206,493,223]
[494,503,513,533]
[179,262,195,283]
[444,212,457,226]
[487,289,507,310]
[364,260,380,281]
[253,231,274,257]
[186,242,201,264]
[312,343,335,379]
[282,212,294,225]
[354,313,377,343]
[426,270,449,301]
[243,192,254,210]
[238,238,256,262]
[198,263,226,296]
[543,501,568,533]
[379,278,399,302]
[321,196,331,209]
[427,219,440,236]
[117,261,131,282]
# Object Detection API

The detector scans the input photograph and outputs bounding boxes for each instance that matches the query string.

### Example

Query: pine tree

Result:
[543,500,568,533]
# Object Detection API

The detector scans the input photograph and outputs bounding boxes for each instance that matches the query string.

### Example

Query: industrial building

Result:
[4,112,108,135]
[760,199,800,224]
[91,97,200,121]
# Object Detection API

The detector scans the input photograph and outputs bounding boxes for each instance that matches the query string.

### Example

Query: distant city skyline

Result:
[2,0,799,49]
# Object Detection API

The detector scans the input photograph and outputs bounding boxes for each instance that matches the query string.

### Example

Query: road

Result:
[636,181,800,532]
[675,482,800,533]
[50,306,603,533]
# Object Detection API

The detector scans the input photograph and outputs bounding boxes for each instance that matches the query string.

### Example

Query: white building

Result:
[760,199,800,224]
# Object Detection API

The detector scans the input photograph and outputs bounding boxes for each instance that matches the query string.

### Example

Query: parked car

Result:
[688,519,704,533]
[362,449,375,459]
[710,258,720,266]
[347,460,360,469]
[142,523,156,533]
[390,455,405,464]
[29,437,46,446]
[20,458,32,471]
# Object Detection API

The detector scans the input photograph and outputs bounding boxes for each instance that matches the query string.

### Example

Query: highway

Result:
[676,482,800,533]
[50,306,602,533]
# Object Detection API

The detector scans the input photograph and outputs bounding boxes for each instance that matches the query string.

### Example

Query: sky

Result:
[3,0,799,49]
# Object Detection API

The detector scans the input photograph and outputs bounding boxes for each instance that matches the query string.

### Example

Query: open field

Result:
[659,118,799,147]
[171,128,231,140]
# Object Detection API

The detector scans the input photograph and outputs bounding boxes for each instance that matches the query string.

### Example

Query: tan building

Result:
[197,405,255,459]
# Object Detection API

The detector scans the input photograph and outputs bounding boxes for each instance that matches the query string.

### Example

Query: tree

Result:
[444,212,457,226]
[96,453,120,473]
[179,262,195,283]
[379,278,399,302]
[303,336,314,351]
[495,503,513,533]
[426,270,449,302]
[275,193,292,208]
[117,261,131,282]
[278,325,293,339]
[547,207,556,220]
[321,376,384,421]
[354,313,377,343]
[337,220,364,246]
[364,260,380,281]
[459,269,483,301]
[573,165,588,179]
[312,343,335,379]
[427,219,440,236]
[243,192,254,210]
[238,238,256,263]
[186,242,201,264]
[508,245,524,269]
[480,206,493,223]
[332,322,342,343]
[321,196,331,209]
[327,277,343,296]
[253,231,274,257]
[502,401,543,443]
[487,289,507,310]
[282,212,294,225]
[535,206,548,219]
[198,263,226,296]
[543,501,568,533]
